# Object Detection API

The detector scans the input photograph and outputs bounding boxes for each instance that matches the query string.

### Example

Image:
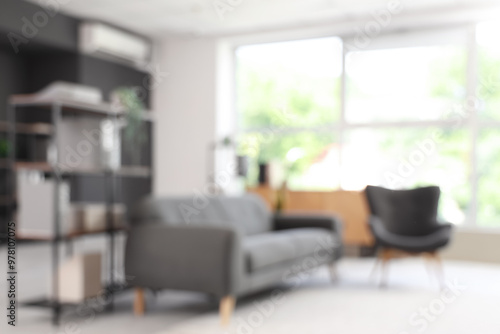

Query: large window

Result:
[477,130,500,227]
[346,46,466,123]
[237,37,342,129]
[236,37,342,190]
[476,21,500,227]
[236,23,500,228]
[477,21,500,121]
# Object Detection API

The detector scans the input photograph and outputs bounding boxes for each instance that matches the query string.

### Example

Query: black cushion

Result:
[370,216,452,253]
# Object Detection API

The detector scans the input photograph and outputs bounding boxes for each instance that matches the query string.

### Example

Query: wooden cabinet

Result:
[247,186,374,247]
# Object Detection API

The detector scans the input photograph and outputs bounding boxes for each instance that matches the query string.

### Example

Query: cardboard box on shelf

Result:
[72,203,126,232]
[57,253,102,304]
[17,171,75,239]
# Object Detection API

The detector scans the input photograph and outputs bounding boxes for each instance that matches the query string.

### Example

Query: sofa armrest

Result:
[274,214,343,236]
[125,224,243,297]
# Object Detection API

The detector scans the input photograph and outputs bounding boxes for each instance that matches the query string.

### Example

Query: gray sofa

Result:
[125,193,342,324]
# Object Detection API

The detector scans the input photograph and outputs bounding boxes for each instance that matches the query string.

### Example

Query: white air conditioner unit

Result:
[79,22,151,67]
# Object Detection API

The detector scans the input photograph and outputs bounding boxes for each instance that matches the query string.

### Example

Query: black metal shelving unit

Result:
[6,96,153,325]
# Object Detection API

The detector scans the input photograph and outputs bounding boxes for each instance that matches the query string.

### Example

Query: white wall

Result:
[153,37,218,196]
[442,230,500,264]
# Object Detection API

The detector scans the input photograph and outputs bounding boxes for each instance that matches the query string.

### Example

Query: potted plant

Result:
[112,87,147,166]
[0,139,8,158]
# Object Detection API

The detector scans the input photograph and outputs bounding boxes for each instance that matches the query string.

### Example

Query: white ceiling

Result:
[26,0,500,37]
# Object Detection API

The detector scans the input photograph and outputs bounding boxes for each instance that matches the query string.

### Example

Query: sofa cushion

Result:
[243,228,335,273]
[130,193,272,236]
[218,194,272,235]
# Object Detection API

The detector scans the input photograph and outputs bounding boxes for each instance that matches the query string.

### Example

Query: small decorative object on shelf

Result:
[274,181,288,213]
[17,81,103,105]
[236,155,249,177]
[208,136,250,195]
[73,203,125,232]
[272,147,304,213]
[17,170,72,239]
[100,119,121,170]
[221,136,232,147]
[258,163,268,185]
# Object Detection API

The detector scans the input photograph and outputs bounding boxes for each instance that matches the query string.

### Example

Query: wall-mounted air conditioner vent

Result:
[79,22,151,68]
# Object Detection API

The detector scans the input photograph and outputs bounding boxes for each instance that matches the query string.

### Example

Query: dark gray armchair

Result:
[364,186,453,286]
[125,193,342,324]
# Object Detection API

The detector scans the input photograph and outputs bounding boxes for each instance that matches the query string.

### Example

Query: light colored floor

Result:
[1,241,500,333]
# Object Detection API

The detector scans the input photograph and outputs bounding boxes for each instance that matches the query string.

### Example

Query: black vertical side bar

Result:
[105,169,115,311]
[6,103,16,244]
[105,114,117,311]
[51,103,62,326]
[66,174,74,257]
[150,120,154,206]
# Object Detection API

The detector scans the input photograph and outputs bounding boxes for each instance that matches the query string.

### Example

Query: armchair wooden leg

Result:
[370,256,382,280]
[134,288,145,316]
[423,254,435,283]
[424,252,445,289]
[220,295,235,326]
[433,253,445,289]
[379,248,392,288]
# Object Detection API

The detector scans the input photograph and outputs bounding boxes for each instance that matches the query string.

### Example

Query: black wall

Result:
[79,56,151,108]
[0,49,27,120]
[0,0,79,52]
[0,0,80,120]
[25,52,79,93]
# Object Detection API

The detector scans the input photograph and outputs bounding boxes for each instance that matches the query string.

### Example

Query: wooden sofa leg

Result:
[134,288,145,316]
[220,295,235,326]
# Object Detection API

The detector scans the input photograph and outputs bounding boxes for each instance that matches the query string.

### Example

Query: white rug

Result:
[3,244,500,334]
[157,260,500,334]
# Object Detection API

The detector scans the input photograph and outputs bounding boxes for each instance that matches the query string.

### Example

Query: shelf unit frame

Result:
[6,98,146,325]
